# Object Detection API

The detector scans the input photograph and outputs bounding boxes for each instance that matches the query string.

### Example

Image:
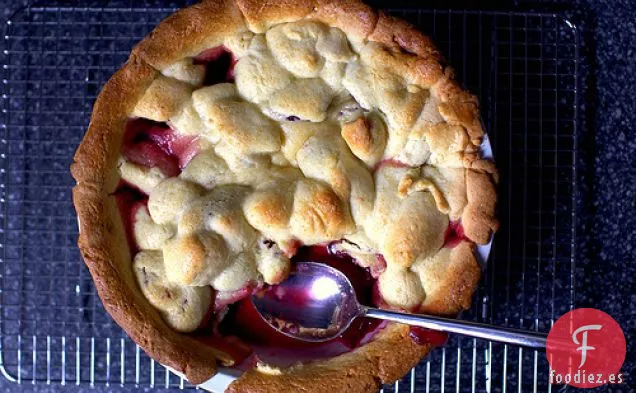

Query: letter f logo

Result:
[572,324,602,368]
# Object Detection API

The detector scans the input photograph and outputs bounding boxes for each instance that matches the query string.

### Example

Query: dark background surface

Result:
[0,0,634,392]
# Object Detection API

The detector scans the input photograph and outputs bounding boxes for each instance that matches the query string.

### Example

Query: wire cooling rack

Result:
[0,1,580,391]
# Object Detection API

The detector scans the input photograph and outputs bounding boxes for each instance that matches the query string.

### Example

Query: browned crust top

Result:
[71,0,498,391]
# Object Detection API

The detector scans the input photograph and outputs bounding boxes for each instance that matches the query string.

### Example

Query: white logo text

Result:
[572,324,602,368]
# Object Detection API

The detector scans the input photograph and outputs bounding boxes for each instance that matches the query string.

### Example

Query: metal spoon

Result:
[252,262,547,349]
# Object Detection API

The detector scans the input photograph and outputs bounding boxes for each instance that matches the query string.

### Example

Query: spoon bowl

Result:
[251,262,361,342]
[252,262,548,349]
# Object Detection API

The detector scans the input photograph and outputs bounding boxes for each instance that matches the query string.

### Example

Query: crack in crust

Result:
[72,0,498,390]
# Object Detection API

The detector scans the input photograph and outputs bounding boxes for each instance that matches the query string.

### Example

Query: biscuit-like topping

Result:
[121,20,494,331]
[133,250,212,332]
[132,76,193,122]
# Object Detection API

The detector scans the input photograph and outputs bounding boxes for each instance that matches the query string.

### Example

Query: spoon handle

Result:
[363,307,547,349]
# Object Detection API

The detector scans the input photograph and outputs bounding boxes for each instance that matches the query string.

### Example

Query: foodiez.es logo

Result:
[546,308,626,388]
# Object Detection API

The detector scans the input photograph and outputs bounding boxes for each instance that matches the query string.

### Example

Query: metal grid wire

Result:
[0,1,580,391]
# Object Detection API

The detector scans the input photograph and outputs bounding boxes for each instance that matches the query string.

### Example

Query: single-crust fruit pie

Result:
[71,0,498,391]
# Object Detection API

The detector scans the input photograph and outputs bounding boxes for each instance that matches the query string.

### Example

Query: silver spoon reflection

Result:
[252,262,547,348]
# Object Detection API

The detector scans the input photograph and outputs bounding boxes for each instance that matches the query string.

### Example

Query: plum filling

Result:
[122,118,198,176]
[408,327,449,346]
[193,46,236,86]
[443,220,467,248]
[373,158,410,172]
[217,245,386,367]
[213,282,260,312]
[114,182,147,255]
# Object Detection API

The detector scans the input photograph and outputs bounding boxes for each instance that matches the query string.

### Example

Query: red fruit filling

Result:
[122,118,198,177]
[213,282,260,312]
[113,181,147,255]
[408,327,449,346]
[443,220,467,248]
[327,240,387,278]
[374,158,410,172]
[193,46,236,86]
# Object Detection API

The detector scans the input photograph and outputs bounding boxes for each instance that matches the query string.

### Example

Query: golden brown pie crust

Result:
[71,0,498,391]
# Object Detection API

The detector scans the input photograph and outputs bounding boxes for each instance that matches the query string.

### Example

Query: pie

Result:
[71,0,498,391]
